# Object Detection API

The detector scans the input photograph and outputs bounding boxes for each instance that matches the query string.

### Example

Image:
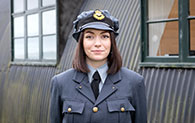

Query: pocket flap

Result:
[107,98,135,112]
[62,100,85,114]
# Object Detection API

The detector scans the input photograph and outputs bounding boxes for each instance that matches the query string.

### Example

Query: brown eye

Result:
[85,35,93,39]
[102,35,110,39]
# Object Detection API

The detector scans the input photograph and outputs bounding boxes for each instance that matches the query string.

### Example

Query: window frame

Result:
[140,0,195,67]
[10,0,59,66]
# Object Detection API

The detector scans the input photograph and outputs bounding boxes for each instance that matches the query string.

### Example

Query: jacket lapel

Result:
[73,70,96,103]
[95,70,122,106]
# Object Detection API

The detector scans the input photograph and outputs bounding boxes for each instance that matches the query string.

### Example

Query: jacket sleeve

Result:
[132,77,147,123]
[50,76,62,123]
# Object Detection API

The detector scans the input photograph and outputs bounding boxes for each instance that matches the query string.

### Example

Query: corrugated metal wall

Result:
[0,66,56,123]
[0,0,195,123]
[0,0,84,122]
[0,0,11,121]
[140,68,195,123]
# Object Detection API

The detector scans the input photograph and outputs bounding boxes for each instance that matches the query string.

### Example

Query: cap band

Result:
[79,22,112,31]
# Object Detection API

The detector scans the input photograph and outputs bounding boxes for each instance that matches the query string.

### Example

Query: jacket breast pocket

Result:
[107,98,135,123]
[62,100,85,123]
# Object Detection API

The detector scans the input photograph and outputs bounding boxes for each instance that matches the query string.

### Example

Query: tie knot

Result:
[93,71,101,80]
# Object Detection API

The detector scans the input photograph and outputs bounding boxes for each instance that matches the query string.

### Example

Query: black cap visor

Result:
[73,22,118,41]
[81,22,113,31]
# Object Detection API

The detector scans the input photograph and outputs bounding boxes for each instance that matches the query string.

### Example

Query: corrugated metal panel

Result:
[140,68,195,123]
[0,66,57,123]
[0,0,83,122]
[0,0,9,39]
[0,71,6,119]
[0,0,195,123]
[0,22,11,72]
[57,0,141,72]
[0,0,10,73]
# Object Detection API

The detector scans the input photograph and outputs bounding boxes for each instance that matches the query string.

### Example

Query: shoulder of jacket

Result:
[51,68,78,88]
[52,68,76,81]
[120,67,144,82]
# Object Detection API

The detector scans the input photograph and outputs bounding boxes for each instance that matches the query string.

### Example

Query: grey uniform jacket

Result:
[50,67,147,123]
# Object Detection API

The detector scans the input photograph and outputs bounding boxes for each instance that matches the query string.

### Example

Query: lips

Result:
[92,50,104,52]
[91,50,105,54]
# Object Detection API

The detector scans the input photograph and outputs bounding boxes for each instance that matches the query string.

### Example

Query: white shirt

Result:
[87,63,108,92]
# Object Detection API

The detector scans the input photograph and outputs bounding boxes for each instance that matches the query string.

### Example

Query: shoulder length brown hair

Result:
[72,31,122,74]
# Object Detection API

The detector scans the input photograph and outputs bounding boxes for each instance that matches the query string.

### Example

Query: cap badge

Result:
[93,10,105,20]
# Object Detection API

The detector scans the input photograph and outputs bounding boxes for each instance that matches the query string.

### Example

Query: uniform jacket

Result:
[50,67,147,123]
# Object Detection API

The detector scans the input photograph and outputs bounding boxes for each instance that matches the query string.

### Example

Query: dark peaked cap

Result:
[72,9,119,41]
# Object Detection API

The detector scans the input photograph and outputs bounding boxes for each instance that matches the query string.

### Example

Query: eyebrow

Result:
[100,31,109,34]
[84,30,109,34]
[85,31,94,34]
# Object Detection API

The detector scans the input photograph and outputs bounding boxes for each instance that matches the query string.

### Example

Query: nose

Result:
[94,36,101,48]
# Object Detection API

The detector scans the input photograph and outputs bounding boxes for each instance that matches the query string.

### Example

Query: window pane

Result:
[14,38,25,59]
[42,0,55,7]
[14,16,24,37]
[190,0,195,16]
[190,20,195,56]
[27,14,39,36]
[43,35,56,60]
[27,0,38,10]
[148,0,178,20]
[148,21,179,56]
[42,10,56,35]
[28,37,39,59]
[14,0,24,13]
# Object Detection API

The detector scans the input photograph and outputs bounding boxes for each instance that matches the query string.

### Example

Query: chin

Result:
[89,56,107,62]
[93,56,107,60]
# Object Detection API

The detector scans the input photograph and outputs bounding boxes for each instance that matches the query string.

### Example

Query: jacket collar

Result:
[72,70,87,83]
[72,69,122,84]
[107,69,122,84]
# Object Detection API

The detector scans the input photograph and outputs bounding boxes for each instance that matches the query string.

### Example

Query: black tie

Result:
[91,71,101,99]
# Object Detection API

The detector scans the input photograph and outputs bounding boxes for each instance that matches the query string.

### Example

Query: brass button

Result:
[68,107,72,112]
[93,107,98,113]
[79,85,82,89]
[121,107,125,112]
[112,86,115,89]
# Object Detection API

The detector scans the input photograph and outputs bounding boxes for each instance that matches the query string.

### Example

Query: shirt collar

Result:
[87,63,108,84]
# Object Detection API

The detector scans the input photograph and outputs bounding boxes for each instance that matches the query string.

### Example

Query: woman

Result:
[50,9,147,123]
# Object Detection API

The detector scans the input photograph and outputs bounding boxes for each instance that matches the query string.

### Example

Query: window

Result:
[12,0,57,64]
[141,0,195,65]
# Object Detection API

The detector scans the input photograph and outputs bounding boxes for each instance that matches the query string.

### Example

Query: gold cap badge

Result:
[93,10,105,20]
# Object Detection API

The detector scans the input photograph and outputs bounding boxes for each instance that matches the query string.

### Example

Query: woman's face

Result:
[83,29,111,66]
